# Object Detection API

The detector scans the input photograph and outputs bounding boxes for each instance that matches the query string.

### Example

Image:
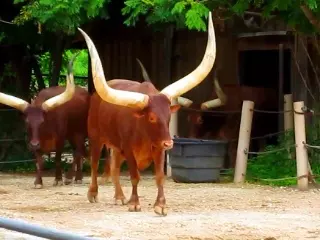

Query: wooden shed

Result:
[76,10,314,138]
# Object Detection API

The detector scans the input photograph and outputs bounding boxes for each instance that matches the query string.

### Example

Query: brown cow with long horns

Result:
[98,59,193,185]
[79,11,216,216]
[0,57,90,188]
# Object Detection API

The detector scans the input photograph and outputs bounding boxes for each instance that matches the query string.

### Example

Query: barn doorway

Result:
[237,48,292,154]
[238,49,291,93]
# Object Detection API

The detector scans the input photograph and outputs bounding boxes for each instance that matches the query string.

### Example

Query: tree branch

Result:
[300,5,320,31]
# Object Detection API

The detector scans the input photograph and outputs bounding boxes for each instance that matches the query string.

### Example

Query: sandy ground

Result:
[0,173,320,240]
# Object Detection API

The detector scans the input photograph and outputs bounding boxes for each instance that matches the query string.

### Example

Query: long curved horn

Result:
[41,54,76,111]
[160,11,216,100]
[0,93,29,112]
[201,77,227,110]
[136,58,151,82]
[136,58,193,107]
[78,28,149,110]
[177,97,193,108]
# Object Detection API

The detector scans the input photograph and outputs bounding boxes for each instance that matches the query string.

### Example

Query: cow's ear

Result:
[170,105,180,113]
[133,111,145,118]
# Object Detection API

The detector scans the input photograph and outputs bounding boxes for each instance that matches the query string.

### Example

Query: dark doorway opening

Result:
[238,49,291,92]
[237,48,292,158]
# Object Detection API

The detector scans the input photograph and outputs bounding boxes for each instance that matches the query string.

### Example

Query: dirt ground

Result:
[0,173,320,240]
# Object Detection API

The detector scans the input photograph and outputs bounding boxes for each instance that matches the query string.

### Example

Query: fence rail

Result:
[0,216,101,240]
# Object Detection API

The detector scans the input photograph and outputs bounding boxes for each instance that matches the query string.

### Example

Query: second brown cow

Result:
[0,58,90,188]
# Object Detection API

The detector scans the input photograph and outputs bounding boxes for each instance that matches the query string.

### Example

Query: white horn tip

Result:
[200,104,208,110]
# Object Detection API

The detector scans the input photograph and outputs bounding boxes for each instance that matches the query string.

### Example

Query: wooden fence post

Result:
[293,101,309,191]
[234,100,254,184]
[284,94,293,131]
[284,94,295,160]
[168,98,179,178]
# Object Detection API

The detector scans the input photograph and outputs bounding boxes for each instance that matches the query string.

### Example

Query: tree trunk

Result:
[49,35,65,87]
[30,56,46,91]
[300,5,320,31]
[8,45,32,100]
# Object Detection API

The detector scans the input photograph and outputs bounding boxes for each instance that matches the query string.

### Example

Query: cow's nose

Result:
[29,140,40,150]
[162,140,174,149]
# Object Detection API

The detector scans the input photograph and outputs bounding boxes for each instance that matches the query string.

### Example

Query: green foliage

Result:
[225,125,320,187]
[122,0,211,31]
[122,0,320,33]
[38,49,88,87]
[13,0,110,35]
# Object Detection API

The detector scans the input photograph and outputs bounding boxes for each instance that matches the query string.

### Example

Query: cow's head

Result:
[0,59,76,151]
[79,12,216,150]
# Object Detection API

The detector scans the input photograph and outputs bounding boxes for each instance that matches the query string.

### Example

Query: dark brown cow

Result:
[79,11,216,216]
[185,79,278,168]
[0,58,90,188]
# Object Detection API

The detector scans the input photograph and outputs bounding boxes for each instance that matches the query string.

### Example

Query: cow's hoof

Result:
[128,204,141,212]
[114,198,128,205]
[34,184,43,189]
[87,191,98,203]
[154,205,167,216]
[64,178,73,185]
[74,180,83,184]
[53,180,63,186]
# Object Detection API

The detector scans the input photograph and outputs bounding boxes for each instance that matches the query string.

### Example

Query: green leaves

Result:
[13,0,110,35]
[121,0,320,34]
[185,3,209,31]
[305,0,318,10]
[172,2,186,14]
[122,0,210,31]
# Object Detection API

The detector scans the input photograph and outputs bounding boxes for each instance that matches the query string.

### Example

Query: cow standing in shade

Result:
[0,58,90,188]
[79,11,216,216]
[185,79,278,168]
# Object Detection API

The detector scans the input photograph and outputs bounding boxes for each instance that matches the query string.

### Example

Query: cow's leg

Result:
[53,150,63,186]
[87,140,103,203]
[99,148,111,185]
[124,152,141,212]
[34,152,44,189]
[152,149,167,216]
[65,136,86,185]
[111,149,127,205]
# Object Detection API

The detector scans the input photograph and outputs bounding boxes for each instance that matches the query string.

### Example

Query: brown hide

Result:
[24,86,90,187]
[187,85,278,168]
[87,80,180,214]
[88,80,178,168]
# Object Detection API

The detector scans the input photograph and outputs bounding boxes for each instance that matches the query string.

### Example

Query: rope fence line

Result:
[303,142,320,150]
[0,138,26,142]
[251,174,317,182]
[245,144,296,155]
[0,157,108,165]
[180,105,317,115]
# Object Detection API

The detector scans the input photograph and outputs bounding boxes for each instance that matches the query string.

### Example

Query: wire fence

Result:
[1,101,320,183]
[180,103,320,183]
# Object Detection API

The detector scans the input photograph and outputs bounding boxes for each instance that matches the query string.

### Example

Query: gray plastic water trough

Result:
[168,137,228,183]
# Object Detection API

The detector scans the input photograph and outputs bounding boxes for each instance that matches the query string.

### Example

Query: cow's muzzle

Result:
[162,140,174,150]
[29,140,40,151]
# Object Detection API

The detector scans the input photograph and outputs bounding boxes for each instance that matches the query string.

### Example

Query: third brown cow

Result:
[185,78,278,168]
